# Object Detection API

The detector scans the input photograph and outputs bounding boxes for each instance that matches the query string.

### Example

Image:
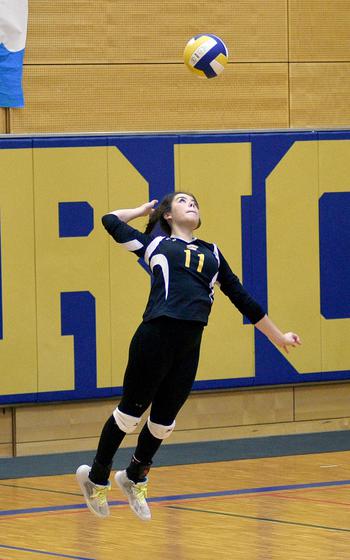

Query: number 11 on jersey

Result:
[184,249,205,273]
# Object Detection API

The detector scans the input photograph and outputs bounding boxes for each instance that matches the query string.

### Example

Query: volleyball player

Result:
[76,192,301,521]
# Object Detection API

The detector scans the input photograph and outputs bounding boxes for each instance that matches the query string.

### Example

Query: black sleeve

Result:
[101,213,155,259]
[216,249,265,324]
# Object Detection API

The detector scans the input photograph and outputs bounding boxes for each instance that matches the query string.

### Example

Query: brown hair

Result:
[145,192,200,235]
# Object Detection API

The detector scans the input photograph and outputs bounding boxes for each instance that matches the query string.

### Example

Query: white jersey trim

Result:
[144,236,165,265]
[212,243,220,265]
[121,239,143,252]
[209,272,218,303]
[150,254,169,300]
[208,244,220,302]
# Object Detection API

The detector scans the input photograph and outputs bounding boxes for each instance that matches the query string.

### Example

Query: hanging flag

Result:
[0,0,28,107]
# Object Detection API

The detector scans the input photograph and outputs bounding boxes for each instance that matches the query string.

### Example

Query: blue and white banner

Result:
[0,0,28,107]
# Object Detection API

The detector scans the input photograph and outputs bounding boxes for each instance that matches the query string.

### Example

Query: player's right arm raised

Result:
[108,199,158,223]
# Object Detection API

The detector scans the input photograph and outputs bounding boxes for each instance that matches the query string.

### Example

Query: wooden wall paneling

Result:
[15,400,146,455]
[0,408,13,457]
[25,0,287,64]
[16,389,293,447]
[15,388,293,456]
[13,383,350,456]
[15,416,350,456]
[11,63,289,133]
[174,416,350,442]
[16,437,105,456]
[289,0,350,61]
[0,444,12,457]
[16,401,118,444]
[295,382,350,421]
[290,63,350,127]
[0,108,6,133]
[177,388,294,430]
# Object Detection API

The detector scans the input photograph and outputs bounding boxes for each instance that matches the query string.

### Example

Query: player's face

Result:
[168,193,200,230]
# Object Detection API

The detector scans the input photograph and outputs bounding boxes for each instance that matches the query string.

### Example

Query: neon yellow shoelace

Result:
[134,484,148,502]
[91,486,109,505]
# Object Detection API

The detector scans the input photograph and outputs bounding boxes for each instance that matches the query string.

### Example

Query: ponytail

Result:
[144,192,176,235]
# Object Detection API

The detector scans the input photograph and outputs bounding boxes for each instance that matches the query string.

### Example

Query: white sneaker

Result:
[76,464,111,518]
[115,470,151,521]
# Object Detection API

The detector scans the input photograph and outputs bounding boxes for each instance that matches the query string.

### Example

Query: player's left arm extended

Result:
[254,315,301,354]
[217,249,301,353]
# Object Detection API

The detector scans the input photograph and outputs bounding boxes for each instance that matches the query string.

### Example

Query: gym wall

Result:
[3,0,350,133]
[1,1,350,456]
[0,130,350,455]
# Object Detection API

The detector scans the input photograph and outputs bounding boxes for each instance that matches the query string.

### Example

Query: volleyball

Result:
[183,34,228,78]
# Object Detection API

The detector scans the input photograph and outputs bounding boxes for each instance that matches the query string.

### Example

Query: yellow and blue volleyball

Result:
[183,34,228,78]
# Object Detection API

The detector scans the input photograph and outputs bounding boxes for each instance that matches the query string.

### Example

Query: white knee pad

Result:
[113,407,141,434]
[147,417,176,440]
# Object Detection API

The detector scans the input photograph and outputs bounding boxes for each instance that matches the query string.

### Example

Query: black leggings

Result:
[90,317,204,484]
[119,316,204,423]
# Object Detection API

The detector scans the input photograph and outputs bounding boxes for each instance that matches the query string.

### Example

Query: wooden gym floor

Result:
[1,450,350,559]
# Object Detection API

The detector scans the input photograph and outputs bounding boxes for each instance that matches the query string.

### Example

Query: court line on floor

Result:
[0,482,80,497]
[167,504,350,534]
[4,476,349,500]
[0,544,95,560]
[264,491,350,508]
[2,475,350,501]
[1,479,350,518]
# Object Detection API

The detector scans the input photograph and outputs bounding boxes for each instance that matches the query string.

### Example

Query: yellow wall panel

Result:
[289,0,350,61]
[33,147,111,392]
[107,147,151,386]
[0,109,6,133]
[290,63,350,127]
[266,139,350,375]
[175,143,255,380]
[266,141,321,373]
[0,149,38,395]
[25,0,287,64]
[11,63,288,133]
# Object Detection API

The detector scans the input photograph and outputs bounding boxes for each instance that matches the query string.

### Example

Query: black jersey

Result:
[102,214,265,325]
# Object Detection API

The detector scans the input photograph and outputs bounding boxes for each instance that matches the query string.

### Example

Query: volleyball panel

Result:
[289,0,350,61]
[290,62,350,127]
[25,0,287,63]
[11,63,289,133]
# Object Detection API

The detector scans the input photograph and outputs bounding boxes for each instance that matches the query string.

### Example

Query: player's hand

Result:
[139,200,158,216]
[278,332,302,353]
